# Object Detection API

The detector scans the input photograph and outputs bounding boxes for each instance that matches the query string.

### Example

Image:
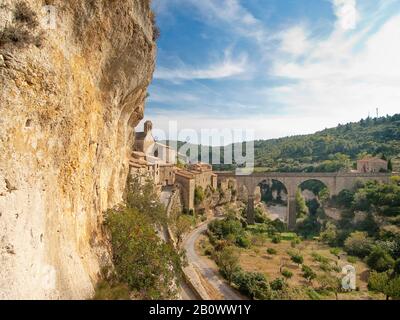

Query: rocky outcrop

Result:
[0,0,156,299]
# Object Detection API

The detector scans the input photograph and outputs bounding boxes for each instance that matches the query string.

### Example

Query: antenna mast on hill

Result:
[376,108,379,118]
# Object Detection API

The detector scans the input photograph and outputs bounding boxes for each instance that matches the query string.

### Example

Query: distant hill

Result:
[165,114,400,172]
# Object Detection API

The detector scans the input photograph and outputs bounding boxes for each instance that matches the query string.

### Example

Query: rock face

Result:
[0,0,156,299]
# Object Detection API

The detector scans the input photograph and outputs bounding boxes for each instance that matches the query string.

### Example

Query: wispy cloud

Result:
[154,51,248,82]
[333,0,359,31]
[149,0,400,141]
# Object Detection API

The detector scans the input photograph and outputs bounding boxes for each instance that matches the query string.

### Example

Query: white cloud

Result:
[154,52,248,81]
[278,25,310,57]
[270,14,400,123]
[333,0,359,31]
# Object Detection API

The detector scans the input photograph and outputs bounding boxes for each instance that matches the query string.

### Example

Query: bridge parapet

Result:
[216,171,392,229]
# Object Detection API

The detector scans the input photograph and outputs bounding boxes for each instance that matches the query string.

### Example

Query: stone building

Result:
[174,163,218,211]
[357,157,388,173]
[130,120,183,187]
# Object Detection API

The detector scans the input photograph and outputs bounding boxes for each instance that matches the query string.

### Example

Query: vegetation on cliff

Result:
[95,177,185,300]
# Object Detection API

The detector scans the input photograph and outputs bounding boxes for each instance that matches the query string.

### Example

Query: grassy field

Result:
[198,234,385,300]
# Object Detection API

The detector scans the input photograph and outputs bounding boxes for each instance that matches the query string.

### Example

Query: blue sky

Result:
[144,0,400,144]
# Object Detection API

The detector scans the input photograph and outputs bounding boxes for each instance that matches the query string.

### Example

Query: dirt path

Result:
[182,219,244,300]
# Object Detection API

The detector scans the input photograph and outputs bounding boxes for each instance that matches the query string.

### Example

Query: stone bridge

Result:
[216,172,392,230]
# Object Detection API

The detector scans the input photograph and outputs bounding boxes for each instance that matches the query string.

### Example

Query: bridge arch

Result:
[216,172,392,230]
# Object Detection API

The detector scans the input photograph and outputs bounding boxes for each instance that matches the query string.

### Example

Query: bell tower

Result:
[144,120,153,134]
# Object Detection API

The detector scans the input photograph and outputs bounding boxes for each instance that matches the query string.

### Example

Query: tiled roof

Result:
[358,157,387,163]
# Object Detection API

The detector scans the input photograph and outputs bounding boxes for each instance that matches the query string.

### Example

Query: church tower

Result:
[144,120,153,135]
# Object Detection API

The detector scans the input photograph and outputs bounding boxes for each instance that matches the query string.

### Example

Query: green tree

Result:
[366,246,395,272]
[174,215,193,245]
[105,208,183,299]
[215,246,240,282]
[317,273,342,300]
[288,251,304,266]
[320,222,338,246]
[368,271,400,300]
[125,175,166,226]
[281,269,293,279]
[194,186,205,206]
[388,159,393,172]
[296,189,308,218]
[302,265,317,283]
[344,231,373,258]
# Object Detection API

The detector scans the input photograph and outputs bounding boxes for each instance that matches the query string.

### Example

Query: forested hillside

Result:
[171,114,400,172]
[251,114,400,172]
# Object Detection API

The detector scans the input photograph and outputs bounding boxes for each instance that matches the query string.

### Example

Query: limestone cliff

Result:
[0,0,156,299]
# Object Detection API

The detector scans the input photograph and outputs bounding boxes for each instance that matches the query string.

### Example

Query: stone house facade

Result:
[357,157,388,173]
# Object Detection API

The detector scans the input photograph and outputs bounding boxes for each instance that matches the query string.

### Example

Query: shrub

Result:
[236,234,251,248]
[194,186,205,206]
[215,246,240,282]
[319,262,332,272]
[366,246,395,272]
[347,256,358,264]
[251,233,267,246]
[281,269,293,279]
[0,25,38,48]
[271,234,281,244]
[105,207,183,299]
[150,10,160,41]
[306,288,321,300]
[93,280,130,300]
[302,265,317,283]
[270,278,286,291]
[320,222,338,246]
[14,1,39,28]
[287,250,304,265]
[232,270,272,300]
[367,271,400,299]
[267,248,277,255]
[311,252,329,264]
[270,219,287,233]
[344,231,373,258]
[330,248,341,258]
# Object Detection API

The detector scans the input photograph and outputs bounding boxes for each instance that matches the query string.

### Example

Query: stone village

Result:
[130,120,391,225]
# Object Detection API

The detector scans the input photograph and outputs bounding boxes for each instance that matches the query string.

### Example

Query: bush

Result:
[366,246,395,272]
[105,205,183,299]
[330,247,341,258]
[344,231,373,258]
[306,288,322,300]
[319,262,332,272]
[320,222,338,246]
[347,256,358,264]
[93,280,130,300]
[267,248,277,255]
[232,270,272,300]
[215,246,240,281]
[271,234,281,244]
[311,252,329,264]
[208,217,244,243]
[270,278,287,291]
[367,271,400,299]
[287,250,304,265]
[14,1,39,28]
[194,186,205,206]
[0,2,44,49]
[281,269,293,279]
[236,234,251,248]
[302,265,317,283]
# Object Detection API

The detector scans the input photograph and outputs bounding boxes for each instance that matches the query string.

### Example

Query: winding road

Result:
[182,219,244,300]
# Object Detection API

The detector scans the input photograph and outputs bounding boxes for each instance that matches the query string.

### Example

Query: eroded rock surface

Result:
[0,0,156,299]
